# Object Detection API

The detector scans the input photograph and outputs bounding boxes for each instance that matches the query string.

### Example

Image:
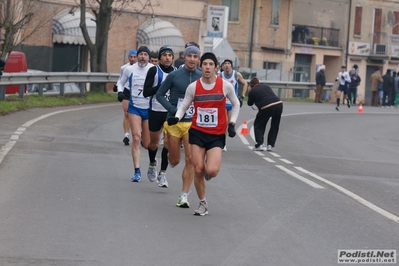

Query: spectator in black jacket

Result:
[315,65,326,103]
[247,77,283,152]
[391,72,397,107]
[349,68,361,106]
[382,69,393,107]
[173,51,184,68]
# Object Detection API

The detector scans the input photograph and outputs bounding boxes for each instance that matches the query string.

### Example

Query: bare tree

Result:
[79,0,158,92]
[0,0,57,59]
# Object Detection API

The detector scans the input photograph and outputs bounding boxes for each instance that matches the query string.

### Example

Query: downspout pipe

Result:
[249,0,257,72]
[345,0,352,67]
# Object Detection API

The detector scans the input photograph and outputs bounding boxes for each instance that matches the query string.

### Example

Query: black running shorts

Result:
[189,128,225,151]
[148,109,168,132]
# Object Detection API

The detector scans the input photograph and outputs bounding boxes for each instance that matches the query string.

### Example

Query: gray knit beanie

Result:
[184,46,200,58]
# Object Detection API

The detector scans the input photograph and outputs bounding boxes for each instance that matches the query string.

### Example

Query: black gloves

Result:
[113,84,118,92]
[238,95,244,108]
[228,123,236,138]
[167,117,179,126]
[118,92,125,102]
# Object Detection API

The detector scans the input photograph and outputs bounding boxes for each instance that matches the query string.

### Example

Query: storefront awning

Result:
[52,9,96,45]
[137,18,185,52]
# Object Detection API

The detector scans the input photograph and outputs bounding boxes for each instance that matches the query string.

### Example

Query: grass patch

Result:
[1,92,317,116]
[0,92,117,115]
[281,97,315,103]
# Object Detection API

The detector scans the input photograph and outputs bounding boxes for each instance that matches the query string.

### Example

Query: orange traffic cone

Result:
[240,120,249,135]
[358,103,363,113]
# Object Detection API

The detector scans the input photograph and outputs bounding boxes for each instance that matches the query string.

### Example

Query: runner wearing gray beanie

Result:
[184,46,200,58]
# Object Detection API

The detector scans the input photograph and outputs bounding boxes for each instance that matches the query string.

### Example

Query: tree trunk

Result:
[80,0,112,92]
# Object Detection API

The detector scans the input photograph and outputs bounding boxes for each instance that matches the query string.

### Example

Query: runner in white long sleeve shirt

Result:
[334,65,351,111]
[167,52,240,216]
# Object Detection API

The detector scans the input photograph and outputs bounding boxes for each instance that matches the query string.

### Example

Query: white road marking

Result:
[276,165,324,189]
[279,158,293,164]
[263,157,275,163]
[296,167,399,224]
[237,126,250,145]
[0,141,17,164]
[253,151,265,156]
[238,113,399,224]
[0,104,118,166]
[269,152,281,158]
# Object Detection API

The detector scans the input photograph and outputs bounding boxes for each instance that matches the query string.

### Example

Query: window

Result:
[263,62,278,70]
[271,0,280,26]
[222,0,239,22]
[373,9,382,44]
[354,6,362,35]
[393,12,399,35]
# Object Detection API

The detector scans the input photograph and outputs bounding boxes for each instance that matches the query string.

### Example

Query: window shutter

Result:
[354,6,362,35]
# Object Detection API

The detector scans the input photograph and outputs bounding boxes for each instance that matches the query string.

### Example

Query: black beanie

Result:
[222,59,233,68]
[200,52,218,66]
[137,46,150,56]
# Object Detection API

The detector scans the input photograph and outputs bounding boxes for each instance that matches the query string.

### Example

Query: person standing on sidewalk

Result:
[382,69,393,107]
[143,46,176,188]
[247,77,283,152]
[167,52,240,216]
[370,68,383,107]
[348,68,361,106]
[315,65,326,103]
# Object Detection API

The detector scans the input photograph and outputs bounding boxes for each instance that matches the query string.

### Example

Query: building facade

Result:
[8,0,399,102]
[347,0,399,105]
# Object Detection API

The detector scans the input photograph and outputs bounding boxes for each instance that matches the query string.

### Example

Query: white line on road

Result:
[276,165,324,189]
[269,152,281,158]
[279,158,293,164]
[263,157,275,163]
[295,167,399,224]
[0,104,118,166]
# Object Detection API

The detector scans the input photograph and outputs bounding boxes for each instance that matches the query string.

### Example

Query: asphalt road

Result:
[0,102,398,266]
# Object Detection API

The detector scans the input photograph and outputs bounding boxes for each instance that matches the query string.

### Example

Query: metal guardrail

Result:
[246,80,334,99]
[0,72,333,101]
[0,72,119,100]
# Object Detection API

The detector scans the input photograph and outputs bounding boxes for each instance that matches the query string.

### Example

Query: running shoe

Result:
[222,145,227,152]
[266,145,273,151]
[131,169,141,182]
[193,201,208,216]
[176,193,190,208]
[123,137,129,146]
[158,172,168,188]
[147,160,157,182]
[347,101,350,108]
[253,145,265,151]
[335,106,339,111]
[204,171,212,181]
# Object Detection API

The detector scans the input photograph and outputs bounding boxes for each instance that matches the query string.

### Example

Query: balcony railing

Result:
[292,25,340,47]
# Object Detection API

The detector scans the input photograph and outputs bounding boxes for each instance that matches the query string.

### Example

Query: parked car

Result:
[50,83,81,93]
[27,84,49,93]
